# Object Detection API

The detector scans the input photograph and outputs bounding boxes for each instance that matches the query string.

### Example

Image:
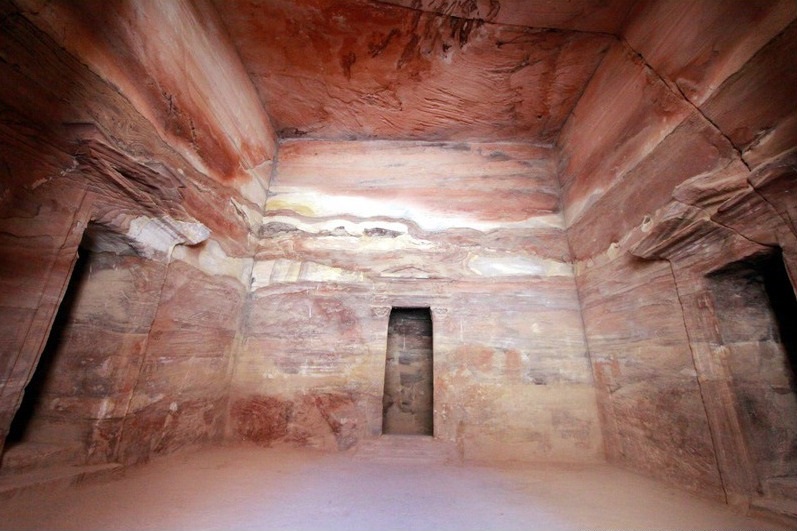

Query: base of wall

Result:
[0,462,123,502]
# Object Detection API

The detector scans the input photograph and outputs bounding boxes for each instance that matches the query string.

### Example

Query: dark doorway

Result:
[3,244,90,449]
[382,307,433,436]
[707,250,797,485]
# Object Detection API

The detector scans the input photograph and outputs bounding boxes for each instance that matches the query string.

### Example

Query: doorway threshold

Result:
[354,434,458,464]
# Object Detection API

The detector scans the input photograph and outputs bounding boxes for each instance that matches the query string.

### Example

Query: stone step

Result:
[763,476,797,501]
[354,435,459,464]
[0,442,84,474]
[750,477,797,524]
[0,462,123,501]
[751,496,797,523]
[751,477,797,524]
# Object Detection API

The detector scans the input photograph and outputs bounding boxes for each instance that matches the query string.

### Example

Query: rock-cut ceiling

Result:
[214,0,637,143]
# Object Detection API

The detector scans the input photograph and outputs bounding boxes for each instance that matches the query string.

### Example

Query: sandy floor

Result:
[0,445,788,531]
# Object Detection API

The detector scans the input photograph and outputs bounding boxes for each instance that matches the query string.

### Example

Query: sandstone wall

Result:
[215,0,614,143]
[0,2,271,464]
[559,0,797,507]
[229,140,604,462]
[559,39,733,499]
[16,0,277,201]
[10,251,167,464]
[117,245,250,464]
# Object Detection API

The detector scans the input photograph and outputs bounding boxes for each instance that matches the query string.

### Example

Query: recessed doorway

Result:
[1,241,91,470]
[382,307,433,436]
[707,250,797,490]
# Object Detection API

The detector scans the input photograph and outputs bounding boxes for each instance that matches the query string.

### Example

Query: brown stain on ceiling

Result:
[213,0,616,143]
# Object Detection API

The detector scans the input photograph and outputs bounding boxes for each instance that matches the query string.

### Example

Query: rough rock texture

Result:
[16,0,277,197]
[6,250,166,465]
[575,254,723,497]
[559,0,797,515]
[0,1,269,464]
[229,140,603,462]
[214,0,613,142]
[117,250,247,465]
[1,0,796,523]
[377,0,637,33]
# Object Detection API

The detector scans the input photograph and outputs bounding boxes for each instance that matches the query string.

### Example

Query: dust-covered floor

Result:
[0,445,788,530]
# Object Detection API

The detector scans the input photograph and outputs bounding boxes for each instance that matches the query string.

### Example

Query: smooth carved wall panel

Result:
[624,0,795,107]
[566,113,746,260]
[576,254,723,497]
[700,20,797,169]
[557,41,693,229]
[230,140,603,462]
[118,255,245,464]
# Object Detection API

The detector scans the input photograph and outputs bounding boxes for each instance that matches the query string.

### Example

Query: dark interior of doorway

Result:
[3,244,91,449]
[382,307,433,436]
[760,253,797,372]
[707,249,797,486]
[709,250,797,373]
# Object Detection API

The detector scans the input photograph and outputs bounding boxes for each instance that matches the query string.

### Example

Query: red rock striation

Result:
[0,0,795,522]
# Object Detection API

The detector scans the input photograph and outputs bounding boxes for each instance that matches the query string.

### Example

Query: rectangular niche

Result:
[382,307,433,436]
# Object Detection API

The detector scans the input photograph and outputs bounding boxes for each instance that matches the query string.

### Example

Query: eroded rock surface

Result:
[0,1,796,523]
[215,0,612,142]
[230,140,602,462]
